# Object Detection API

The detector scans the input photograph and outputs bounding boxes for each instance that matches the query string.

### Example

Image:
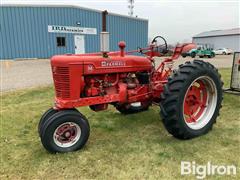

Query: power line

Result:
[128,0,134,16]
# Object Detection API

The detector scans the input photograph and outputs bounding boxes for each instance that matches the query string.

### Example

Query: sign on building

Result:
[48,25,97,35]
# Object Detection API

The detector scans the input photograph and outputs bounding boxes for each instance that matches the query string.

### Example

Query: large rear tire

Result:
[40,109,90,153]
[160,60,223,139]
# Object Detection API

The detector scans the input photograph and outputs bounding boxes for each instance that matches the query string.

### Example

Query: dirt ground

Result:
[1,55,233,92]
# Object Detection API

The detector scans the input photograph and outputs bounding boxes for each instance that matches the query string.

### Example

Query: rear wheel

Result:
[40,109,90,153]
[160,60,223,139]
[182,54,187,58]
[191,52,196,58]
[208,53,214,58]
[115,101,150,114]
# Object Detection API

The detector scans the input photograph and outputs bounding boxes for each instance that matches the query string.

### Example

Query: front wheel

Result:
[40,109,90,153]
[160,60,223,139]
[38,108,58,136]
[38,108,78,137]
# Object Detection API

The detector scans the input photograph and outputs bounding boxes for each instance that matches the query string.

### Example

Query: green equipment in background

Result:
[182,44,215,58]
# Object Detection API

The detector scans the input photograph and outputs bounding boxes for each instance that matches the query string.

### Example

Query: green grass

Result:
[1,69,239,179]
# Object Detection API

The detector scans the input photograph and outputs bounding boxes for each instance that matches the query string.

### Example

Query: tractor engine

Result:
[83,72,150,111]
[84,73,139,97]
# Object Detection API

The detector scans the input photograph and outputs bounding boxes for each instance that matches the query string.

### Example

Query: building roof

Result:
[193,28,240,38]
[1,3,148,21]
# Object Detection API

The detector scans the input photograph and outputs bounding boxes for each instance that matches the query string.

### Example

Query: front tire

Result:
[160,60,223,139]
[38,108,78,137]
[38,108,58,136]
[40,110,90,153]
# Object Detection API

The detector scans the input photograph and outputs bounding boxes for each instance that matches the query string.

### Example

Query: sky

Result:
[2,0,240,44]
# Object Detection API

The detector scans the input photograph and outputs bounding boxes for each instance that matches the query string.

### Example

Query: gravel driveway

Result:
[1,55,233,92]
[155,55,233,68]
[1,59,52,92]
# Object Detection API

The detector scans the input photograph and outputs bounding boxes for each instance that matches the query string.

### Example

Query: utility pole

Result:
[128,0,134,16]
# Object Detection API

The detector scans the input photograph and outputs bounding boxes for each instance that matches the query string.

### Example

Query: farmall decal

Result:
[101,61,126,67]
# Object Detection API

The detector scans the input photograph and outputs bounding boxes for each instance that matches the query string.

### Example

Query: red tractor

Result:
[39,36,223,153]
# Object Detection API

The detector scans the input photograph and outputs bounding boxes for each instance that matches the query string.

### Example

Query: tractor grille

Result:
[52,66,70,98]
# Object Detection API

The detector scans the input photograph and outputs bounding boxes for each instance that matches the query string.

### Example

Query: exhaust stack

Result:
[100,10,109,54]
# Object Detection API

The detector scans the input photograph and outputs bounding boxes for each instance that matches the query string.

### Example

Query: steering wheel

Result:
[151,36,168,54]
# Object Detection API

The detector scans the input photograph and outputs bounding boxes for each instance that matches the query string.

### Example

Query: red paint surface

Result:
[51,42,195,110]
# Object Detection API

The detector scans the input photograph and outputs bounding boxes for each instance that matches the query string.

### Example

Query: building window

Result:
[56,37,66,47]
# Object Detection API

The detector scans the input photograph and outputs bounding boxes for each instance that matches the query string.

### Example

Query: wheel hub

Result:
[184,80,208,123]
[64,131,71,138]
[183,76,218,130]
[53,122,81,147]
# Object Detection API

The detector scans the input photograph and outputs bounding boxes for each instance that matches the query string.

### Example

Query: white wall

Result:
[193,35,240,51]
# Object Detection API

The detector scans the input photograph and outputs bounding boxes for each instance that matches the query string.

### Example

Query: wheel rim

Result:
[183,76,218,130]
[53,122,81,148]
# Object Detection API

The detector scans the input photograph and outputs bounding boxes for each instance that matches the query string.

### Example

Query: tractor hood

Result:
[51,54,152,75]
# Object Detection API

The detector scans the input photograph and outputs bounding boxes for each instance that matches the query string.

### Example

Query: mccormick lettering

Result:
[101,61,125,67]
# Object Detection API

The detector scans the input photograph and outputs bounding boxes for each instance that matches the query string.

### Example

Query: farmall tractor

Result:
[39,32,223,153]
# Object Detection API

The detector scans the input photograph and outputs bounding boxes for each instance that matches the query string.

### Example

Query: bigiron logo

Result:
[101,61,125,67]
[181,161,237,179]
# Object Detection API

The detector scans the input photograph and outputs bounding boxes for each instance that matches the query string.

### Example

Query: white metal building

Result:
[193,28,240,51]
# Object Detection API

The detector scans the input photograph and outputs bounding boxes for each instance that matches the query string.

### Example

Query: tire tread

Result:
[160,60,223,139]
